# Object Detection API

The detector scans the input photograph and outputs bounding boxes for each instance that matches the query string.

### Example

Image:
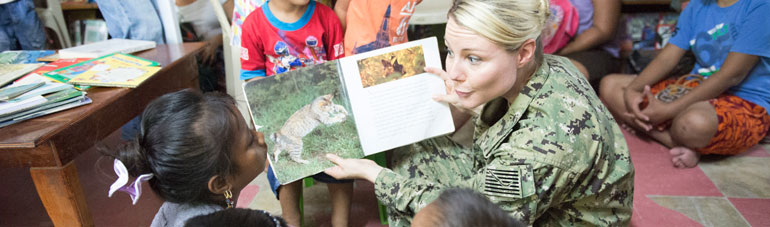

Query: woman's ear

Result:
[207,175,232,194]
[516,39,537,68]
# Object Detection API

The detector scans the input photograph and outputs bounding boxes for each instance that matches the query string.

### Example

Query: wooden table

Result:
[0,42,204,226]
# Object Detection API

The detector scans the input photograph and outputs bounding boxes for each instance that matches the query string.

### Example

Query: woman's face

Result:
[229,110,267,195]
[444,18,521,109]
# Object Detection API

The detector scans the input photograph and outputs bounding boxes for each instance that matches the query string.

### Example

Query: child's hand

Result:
[425,67,483,116]
[640,89,678,127]
[622,85,653,131]
[324,154,383,183]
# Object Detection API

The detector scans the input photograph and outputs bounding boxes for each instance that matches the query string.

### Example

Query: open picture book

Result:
[243,37,454,184]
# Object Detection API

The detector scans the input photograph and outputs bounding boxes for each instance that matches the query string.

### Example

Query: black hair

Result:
[106,90,241,206]
[431,188,525,227]
[184,208,288,227]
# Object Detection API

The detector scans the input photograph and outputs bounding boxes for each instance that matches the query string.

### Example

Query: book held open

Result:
[243,37,454,184]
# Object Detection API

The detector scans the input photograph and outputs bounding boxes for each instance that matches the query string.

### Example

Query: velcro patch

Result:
[484,167,523,199]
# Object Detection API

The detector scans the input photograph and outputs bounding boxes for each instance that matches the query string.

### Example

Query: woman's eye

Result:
[468,56,480,63]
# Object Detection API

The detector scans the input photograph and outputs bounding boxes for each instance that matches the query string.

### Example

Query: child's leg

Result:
[327,182,353,227]
[278,181,303,227]
[667,95,770,168]
[666,101,719,168]
[599,74,644,131]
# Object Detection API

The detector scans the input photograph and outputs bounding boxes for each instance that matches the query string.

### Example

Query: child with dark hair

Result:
[104,90,268,227]
[185,208,288,227]
[412,188,524,227]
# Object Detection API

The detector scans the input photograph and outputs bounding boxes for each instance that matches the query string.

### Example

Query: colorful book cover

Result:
[15,58,92,83]
[0,50,56,64]
[44,53,160,88]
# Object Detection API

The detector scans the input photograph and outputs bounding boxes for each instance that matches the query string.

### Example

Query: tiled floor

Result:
[2,128,769,226]
[623,128,770,227]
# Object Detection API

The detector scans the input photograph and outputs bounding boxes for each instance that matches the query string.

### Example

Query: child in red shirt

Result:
[239,1,351,226]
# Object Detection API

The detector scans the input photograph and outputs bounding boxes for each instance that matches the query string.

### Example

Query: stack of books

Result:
[0,81,91,128]
[0,39,161,128]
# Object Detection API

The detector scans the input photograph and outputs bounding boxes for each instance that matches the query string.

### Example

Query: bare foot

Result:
[669,147,700,168]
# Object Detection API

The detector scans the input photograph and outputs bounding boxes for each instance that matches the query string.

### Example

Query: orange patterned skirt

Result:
[644,78,770,155]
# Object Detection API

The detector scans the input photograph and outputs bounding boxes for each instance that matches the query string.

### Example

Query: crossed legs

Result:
[600,74,718,168]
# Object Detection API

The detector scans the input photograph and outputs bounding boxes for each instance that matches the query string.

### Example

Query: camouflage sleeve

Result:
[374,169,451,216]
[373,142,578,225]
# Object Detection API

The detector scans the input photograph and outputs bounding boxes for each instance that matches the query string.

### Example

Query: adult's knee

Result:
[671,109,718,148]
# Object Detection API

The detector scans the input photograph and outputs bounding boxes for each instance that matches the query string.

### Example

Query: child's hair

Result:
[424,188,524,227]
[184,208,288,227]
[105,90,242,206]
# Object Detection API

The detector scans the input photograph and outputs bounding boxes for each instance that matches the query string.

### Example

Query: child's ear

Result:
[207,175,231,194]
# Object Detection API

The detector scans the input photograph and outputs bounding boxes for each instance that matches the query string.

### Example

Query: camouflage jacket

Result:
[375,55,634,226]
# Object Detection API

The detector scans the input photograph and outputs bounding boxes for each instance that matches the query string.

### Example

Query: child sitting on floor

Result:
[104,90,269,226]
[239,0,351,226]
[411,188,524,227]
[600,0,770,168]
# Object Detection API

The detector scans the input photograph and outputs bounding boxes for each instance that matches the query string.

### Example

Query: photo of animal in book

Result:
[244,61,363,184]
[356,46,425,88]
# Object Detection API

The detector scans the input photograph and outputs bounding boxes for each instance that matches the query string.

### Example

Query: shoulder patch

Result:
[484,165,529,199]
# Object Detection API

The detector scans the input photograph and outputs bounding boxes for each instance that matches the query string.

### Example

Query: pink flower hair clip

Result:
[108,159,153,205]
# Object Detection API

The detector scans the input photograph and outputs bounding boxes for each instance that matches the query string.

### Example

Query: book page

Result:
[242,61,364,184]
[338,37,454,155]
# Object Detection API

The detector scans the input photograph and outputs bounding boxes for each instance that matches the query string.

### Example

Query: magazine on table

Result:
[243,37,454,184]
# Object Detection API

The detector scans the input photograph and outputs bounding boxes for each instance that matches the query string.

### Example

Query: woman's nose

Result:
[446,61,465,81]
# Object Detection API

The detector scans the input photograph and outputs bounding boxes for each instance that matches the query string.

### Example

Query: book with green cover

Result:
[0,63,44,87]
[0,82,45,101]
[0,96,92,128]
[0,88,83,119]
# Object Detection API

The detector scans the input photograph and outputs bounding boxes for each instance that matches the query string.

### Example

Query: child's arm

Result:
[556,0,620,55]
[324,8,346,60]
[334,0,351,31]
[240,14,267,80]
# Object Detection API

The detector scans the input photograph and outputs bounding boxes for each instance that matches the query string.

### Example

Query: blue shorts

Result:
[266,164,353,199]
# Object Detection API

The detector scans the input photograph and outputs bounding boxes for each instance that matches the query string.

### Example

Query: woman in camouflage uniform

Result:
[325,0,634,225]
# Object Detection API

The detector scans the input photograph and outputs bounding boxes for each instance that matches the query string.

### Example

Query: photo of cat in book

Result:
[244,60,364,183]
[270,94,349,164]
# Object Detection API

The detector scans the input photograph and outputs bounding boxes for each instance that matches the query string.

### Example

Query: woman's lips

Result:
[455,90,471,98]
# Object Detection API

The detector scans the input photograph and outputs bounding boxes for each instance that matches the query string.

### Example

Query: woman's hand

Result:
[622,85,653,131]
[425,67,483,116]
[324,154,383,183]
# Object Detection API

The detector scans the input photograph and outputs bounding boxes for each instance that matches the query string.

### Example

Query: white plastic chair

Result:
[208,0,250,123]
[409,0,452,25]
[35,0,72,48]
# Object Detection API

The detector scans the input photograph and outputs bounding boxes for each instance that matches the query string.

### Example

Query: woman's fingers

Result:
[324,154,351,179]
[425,66,448,80]
[324,154,383,182]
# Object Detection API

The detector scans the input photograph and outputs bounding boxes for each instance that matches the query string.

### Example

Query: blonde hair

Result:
[448,0,550,63]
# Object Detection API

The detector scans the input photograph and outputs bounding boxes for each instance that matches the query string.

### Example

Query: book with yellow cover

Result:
[45,53,161,88]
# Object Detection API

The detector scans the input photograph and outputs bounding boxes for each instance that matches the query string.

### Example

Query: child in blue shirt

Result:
[600,0,770,168]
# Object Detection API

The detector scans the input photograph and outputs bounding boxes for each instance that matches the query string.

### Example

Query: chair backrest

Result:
[208,0,251,124]
[38,0,72,48]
